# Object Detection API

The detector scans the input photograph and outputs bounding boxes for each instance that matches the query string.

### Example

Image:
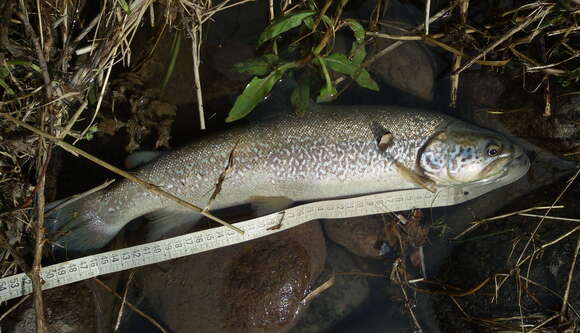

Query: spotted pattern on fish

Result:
[45,105,530,252]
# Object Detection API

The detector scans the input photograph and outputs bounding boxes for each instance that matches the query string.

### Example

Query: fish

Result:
[46,106,530,253]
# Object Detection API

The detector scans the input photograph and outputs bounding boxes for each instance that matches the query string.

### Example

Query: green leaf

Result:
[161,31,181,93]
[352,69,379,91]
[226,62,297,122]
[314,58,337,103]
[0,79,15,95]
[324,53,357,75]
[303,17,314,30]
[258,11,316,46]
[344,19,365,42]
[84,124,100,140]
[304,15,332,31]
[291,76,310,116]
[233,54,280,76]
[115,0,130,13]
[320,15,333,27]
[344,19,366,65]
[323,53,379,91]
[5,60,41,72]
[0,66,9,79]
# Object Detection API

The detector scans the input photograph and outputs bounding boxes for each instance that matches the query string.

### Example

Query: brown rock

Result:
[323,215,384,258]
[3,282,98,333]
[127,221,326,333]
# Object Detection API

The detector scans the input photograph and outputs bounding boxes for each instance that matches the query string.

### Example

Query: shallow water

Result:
[28,0,578,332]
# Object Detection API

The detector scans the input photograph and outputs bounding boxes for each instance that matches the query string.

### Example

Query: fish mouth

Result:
[492,150,530,184]
[475,150,530,186]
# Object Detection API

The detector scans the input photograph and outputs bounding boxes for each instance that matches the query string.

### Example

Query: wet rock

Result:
[459,70,579,159]
[121,221,326,333]
[3,283,98,333]
[355,0,436,102]
[323,216,384,258]
[458,71,506,109]
[368,37,435,102]
[291,243,370,333]
[323,210,427,264]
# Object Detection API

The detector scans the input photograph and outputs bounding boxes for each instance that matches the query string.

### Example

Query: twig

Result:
[423,36,510,67]
[560,236,580,319]
[268,0,274,21]
[73,52,116,145]
[517,213,580,223]
[190,19,206,130]
[0,294,31,322]
[455,5,552,75]
[29,113,49,333]
[539,35,552,117]
[335,2,457,86]
[114,271,135,331]
[0,231,31,273]
[18,2,52,97]
[45,179,116,216]
[392,259,423,332]
[526,313,560,333]
[410,277,491,297]
[204,142,239,212]
[302,274,335,304]
[424,0,431,35]
[336,272,385,278]
[517,226,580,271]
[452,206,565,240]
[94,278,169,333]
[58,100,88,139]
[450,0,470,109]
[515,168,579,268]
[0,112,244,234]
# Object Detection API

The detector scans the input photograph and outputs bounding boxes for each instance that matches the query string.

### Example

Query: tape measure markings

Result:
[0,185,477,303]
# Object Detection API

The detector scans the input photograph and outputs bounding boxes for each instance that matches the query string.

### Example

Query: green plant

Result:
[226,2,379,122]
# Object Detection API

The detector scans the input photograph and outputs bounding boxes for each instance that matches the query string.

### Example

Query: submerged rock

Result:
[120,221,326,333]
[3,283,98,333]
[291,243,371,333]
[323,215,384,258]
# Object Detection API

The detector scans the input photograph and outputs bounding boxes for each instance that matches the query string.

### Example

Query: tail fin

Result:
[45,197,120,255]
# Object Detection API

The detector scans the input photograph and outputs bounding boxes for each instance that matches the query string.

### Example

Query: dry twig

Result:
[0,112,244,234]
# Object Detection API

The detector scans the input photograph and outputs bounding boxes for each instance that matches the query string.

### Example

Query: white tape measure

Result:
[0,183,496,303]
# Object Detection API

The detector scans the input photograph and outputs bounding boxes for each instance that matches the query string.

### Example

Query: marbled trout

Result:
[46,106,530,253]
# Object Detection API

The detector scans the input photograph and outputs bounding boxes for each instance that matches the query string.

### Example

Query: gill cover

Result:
[418,123,521,185]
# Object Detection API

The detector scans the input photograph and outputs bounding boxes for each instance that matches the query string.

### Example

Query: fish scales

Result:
[46,106,529,253]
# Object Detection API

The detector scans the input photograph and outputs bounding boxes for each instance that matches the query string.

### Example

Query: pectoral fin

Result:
[249,196,294,215]
[395,162,437,193]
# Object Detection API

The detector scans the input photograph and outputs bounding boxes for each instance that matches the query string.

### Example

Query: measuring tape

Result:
[0,182,499,303]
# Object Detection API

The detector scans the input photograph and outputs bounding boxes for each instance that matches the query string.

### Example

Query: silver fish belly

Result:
[46,106,530,252]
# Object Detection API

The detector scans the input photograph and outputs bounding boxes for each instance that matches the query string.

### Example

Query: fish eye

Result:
[486,143,502,157]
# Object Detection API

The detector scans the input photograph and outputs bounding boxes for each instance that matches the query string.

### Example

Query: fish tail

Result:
[45,197,120,255]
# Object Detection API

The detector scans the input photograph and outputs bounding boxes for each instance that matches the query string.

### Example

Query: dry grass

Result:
[0,0,252,330]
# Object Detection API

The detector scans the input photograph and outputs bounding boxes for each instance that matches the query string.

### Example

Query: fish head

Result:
[419,123,530,186]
